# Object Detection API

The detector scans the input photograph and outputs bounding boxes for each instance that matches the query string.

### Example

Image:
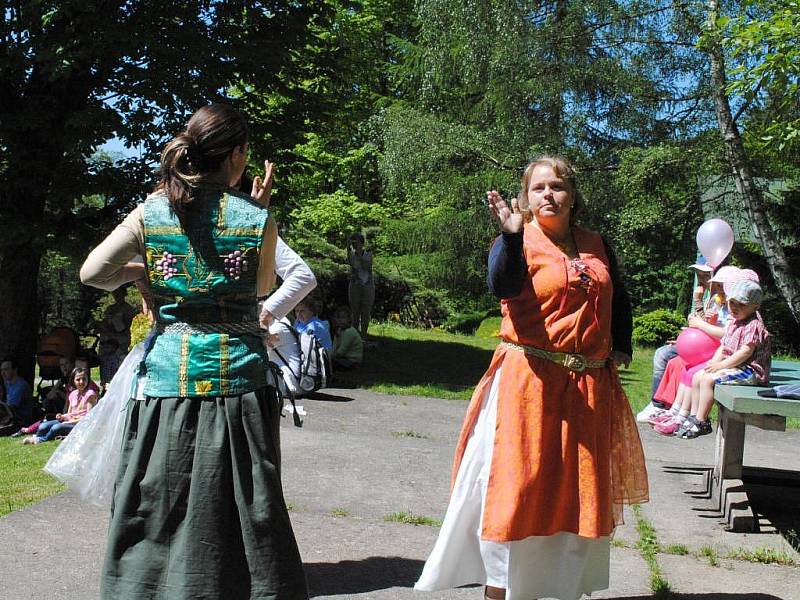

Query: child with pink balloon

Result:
[655,277,770,438]
[651,267,739,434]
[679,280,772,438]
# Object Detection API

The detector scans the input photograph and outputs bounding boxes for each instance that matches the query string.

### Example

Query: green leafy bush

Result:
[632,310,684,347]
[129,313,151,350]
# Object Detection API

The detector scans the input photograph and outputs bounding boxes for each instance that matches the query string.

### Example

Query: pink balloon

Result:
[696,219,734,269]
[675,327,720,367]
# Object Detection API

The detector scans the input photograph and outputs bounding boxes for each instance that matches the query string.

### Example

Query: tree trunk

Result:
[0,243,43,386]
[706,0,800,326]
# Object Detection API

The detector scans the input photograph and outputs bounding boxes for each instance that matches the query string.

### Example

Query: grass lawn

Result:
[0,437,65,517]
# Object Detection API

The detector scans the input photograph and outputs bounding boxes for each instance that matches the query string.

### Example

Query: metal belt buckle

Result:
[563,353,586,372]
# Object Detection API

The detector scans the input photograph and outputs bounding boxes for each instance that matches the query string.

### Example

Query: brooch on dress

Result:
[570,258,593,292]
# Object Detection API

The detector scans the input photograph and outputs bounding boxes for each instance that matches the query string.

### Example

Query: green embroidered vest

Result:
[142,190,270,397]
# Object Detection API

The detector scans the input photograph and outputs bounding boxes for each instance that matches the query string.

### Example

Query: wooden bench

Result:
[712,359,800,531]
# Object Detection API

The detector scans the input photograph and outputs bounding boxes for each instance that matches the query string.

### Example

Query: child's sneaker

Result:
[636,403,663,423]
[681,419,713,439]
[654,417,686,436]
[648,411,674,426]
[675,416,697,438]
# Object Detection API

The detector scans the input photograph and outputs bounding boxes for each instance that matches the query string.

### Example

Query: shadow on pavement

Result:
[305,391,355,402]
[306,556,427,596]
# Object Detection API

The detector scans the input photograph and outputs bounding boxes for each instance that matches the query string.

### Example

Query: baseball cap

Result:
[688,256,714,272]
[727,279,763,305]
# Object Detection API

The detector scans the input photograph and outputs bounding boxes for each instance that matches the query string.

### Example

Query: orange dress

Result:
[451,224,649,542]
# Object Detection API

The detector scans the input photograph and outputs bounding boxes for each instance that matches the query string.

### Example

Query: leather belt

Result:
[500,340,607,372]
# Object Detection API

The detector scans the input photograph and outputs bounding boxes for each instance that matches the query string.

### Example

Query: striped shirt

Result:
[722,314,771,383]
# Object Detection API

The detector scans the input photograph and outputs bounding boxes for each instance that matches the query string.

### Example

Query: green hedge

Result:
[632,309,684,347]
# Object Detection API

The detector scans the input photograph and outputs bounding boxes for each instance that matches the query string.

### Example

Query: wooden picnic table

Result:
[712,359,800,531]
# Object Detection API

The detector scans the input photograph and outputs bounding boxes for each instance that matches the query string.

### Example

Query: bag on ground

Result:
[297,330,331,393]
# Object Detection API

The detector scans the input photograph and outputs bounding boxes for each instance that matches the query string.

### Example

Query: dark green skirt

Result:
[101,388,308,600]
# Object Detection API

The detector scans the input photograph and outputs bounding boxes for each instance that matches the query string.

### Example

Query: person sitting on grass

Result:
[293,295,333,351]
[331,306,363,371]
[23,368,97,445]
[73,355,101,395]
[1,357,34,427]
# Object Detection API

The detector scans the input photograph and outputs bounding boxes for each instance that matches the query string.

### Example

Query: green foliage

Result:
[722,0,800,152]
[129,314,152,350]
[632,310,684,347]
[290,190,386,244]
[383,510,442,527]
[440,311,489,335]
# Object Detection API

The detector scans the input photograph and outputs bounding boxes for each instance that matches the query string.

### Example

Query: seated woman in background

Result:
[23,368,97,444]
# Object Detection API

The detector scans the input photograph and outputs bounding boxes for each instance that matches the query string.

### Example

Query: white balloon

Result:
[696,219,734,269]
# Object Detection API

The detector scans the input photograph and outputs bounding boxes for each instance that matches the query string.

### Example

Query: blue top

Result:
[5,377,33,425]
[295,317,333,351]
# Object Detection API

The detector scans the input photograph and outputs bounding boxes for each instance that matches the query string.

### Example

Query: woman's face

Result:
[526,165,573,227]
[74,373,88,392]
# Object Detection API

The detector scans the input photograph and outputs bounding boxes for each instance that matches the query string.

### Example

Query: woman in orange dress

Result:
[415,156,649,600]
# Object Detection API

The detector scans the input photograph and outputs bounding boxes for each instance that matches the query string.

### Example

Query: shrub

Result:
[441,311,488,334]
[129,313,151,349]
[632,310,684,347]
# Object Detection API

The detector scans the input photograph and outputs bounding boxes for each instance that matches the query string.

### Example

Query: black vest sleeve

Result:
[602,236,633,358]
[487,232,526,299]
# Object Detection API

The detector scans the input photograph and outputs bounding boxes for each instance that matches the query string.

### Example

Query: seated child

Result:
[676,280,770,439]
[293,296,333,351]
[23,368,98,444]
[651,273,733,433]
[331,306,363,370]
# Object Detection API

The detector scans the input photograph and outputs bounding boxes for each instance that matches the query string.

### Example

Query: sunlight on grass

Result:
[0,438,65,518]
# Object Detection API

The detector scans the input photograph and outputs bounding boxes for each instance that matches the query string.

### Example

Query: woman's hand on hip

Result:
[487,190,523,234]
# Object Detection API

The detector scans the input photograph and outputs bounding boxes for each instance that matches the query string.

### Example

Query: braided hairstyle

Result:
[157,104,249,214]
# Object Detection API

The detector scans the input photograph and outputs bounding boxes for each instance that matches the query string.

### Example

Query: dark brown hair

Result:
[69,367,91,389]
[157,104,249,214]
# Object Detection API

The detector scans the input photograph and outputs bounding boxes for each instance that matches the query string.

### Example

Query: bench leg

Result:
[712,406,758,532]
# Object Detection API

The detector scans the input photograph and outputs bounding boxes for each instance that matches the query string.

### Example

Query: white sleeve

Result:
[261,237,317,321]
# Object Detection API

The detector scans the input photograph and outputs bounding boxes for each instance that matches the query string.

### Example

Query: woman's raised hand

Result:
[251,160,275,208]
[487,190,523,234]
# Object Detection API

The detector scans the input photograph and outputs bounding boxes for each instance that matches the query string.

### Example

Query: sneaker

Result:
[681,419,713,439]
[648,410,674,426]
[654,417,686,436]
[675,417,698,438]
[10,429,24,438]
[636,403,663,423]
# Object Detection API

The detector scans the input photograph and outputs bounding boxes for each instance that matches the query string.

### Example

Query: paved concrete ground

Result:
[1,388,798,599]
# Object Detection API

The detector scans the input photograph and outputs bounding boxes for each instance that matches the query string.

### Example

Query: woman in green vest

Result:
[81,104,309,599]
